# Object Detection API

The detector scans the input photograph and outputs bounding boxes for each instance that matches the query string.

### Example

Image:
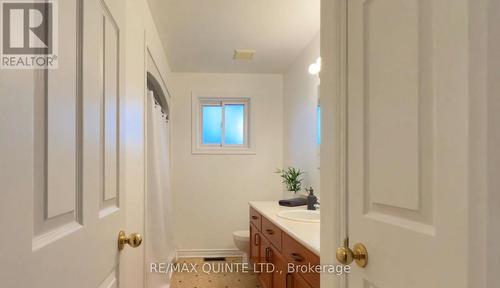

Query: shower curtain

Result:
[146,90,175,288]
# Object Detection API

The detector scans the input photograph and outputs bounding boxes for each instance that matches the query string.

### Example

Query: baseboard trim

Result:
[176,249,243,259]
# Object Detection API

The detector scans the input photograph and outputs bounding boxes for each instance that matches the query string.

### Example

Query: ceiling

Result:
[146,0,320,73]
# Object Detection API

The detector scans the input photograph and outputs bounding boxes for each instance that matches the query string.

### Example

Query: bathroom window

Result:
[201,105,223,144]
[192,93,254,154]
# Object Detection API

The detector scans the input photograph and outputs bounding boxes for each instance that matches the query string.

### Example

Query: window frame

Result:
[192,91,255,154]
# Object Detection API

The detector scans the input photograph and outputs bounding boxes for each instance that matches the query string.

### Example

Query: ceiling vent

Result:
[233,49,255,60]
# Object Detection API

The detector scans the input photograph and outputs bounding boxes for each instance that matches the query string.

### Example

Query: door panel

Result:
[45,0,79,218]
[100,0,121,213]
[362,0,421,212]
[347,0,468,287]
[351,0,435,228]
[99,270,119,288]
[32,0,83,249]
[0,0,129,287]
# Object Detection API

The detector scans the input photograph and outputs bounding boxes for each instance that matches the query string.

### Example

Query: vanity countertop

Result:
[249,201,320,256]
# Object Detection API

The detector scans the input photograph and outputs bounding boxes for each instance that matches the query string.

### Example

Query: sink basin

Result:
[277,210,320,223]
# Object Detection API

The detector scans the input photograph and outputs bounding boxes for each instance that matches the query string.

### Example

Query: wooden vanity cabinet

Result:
[249,207,319,288]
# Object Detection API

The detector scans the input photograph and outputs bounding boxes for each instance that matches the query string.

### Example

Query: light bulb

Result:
[308,57,322,75]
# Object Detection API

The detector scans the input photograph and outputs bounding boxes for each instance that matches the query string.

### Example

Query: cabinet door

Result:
[270,246,287,288]
[282,233,320,287]
[250,223,260,265]
[289,273,313,288]
[258,237,273,288]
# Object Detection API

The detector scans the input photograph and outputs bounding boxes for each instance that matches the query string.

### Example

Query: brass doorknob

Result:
[336,239,368,268]
[118,231,143,251]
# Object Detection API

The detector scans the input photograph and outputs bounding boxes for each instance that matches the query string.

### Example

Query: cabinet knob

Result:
[265,247,273,262]
[290,252,304,262]
[254,233,260,245]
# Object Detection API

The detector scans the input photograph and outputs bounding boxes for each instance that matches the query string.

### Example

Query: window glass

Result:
[202,105,222,144]
[224,104,245,145]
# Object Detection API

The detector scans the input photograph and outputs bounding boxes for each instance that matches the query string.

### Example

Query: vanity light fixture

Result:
[308,57,321,75]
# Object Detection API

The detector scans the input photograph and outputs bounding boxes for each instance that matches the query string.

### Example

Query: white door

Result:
[0,0,139,287]
[344,0,470,287]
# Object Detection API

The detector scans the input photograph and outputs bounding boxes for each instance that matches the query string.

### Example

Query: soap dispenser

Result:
[306,187,318,210]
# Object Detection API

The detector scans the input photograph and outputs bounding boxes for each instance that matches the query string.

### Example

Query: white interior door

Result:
[0,0,134,287]
[345,0,470,287]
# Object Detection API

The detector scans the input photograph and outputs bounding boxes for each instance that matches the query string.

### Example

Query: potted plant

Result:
[276,167,304,197]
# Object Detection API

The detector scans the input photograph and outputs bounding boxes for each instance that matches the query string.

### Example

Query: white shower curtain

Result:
[146,90,175,288]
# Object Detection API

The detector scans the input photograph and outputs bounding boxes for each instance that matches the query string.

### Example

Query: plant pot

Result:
[284,190,297,200]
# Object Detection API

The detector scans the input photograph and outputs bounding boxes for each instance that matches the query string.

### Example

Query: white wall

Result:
[283,33,321,197]
[170,73,284,251]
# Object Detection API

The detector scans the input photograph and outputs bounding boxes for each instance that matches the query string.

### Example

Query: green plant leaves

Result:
[275,167,304,193]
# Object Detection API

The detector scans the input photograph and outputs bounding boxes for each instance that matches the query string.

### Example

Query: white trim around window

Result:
[191,91,256,155]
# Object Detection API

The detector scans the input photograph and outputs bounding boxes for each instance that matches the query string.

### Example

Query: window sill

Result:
[191,147,256,155]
